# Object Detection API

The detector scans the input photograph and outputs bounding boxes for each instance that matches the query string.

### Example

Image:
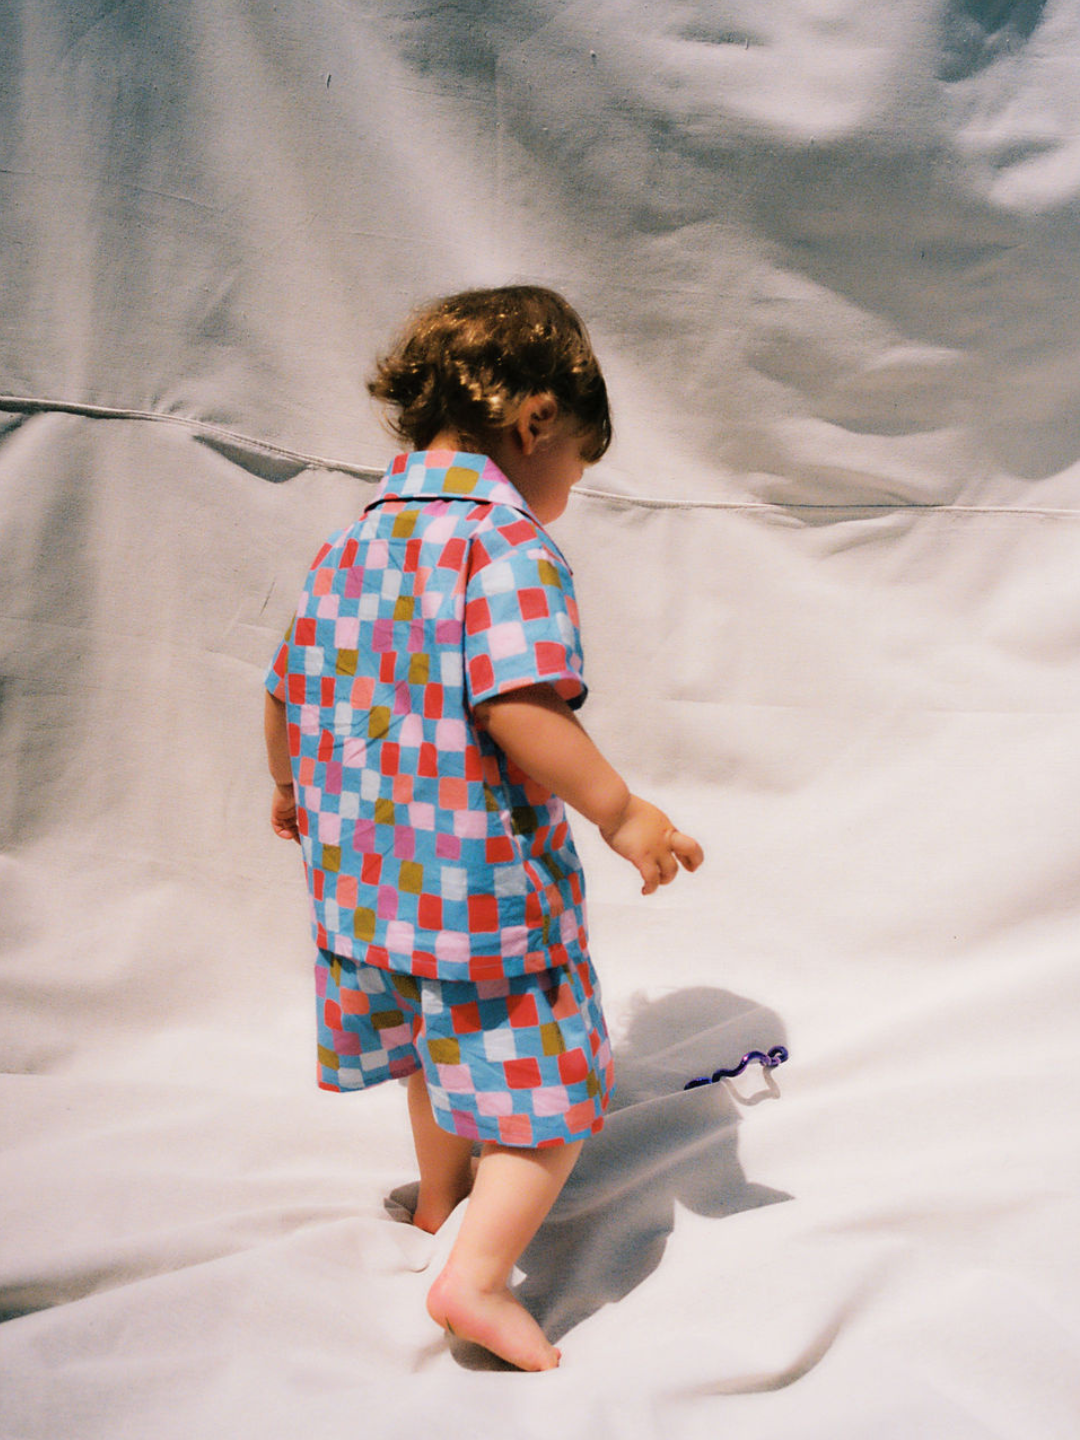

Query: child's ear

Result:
[515,394,559,454]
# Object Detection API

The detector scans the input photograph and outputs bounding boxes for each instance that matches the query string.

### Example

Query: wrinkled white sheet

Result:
[3,3,1080,1436]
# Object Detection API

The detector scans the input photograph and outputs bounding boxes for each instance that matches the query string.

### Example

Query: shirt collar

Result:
[367,450,542,526]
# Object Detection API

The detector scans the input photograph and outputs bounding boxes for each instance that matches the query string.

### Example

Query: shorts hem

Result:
[427,1089,613,1148]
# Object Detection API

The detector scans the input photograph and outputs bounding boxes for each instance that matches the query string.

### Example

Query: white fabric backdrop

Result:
[2,3,1079,1436]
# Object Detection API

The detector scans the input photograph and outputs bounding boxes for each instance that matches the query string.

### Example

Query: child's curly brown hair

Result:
[367,285,612,463]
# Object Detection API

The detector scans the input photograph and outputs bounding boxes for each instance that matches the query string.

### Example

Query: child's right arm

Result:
[264,691,301,843]
[474,683,703,895]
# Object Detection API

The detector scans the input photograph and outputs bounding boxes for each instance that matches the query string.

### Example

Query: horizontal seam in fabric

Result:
[2,395,1077,517]
[573,485,1080,518]
[0,394,384,482]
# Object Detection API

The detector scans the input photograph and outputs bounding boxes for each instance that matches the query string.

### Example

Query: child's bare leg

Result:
[427,1138,583,1371]
[407,1071,475,1234]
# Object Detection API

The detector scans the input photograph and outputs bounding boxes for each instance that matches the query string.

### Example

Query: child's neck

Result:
[426,429,477,456]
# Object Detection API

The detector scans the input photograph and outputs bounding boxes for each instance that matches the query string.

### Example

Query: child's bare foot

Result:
[426,1264,561,1371]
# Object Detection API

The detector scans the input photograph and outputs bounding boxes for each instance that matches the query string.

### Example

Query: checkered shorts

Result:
[314,948,614,1147]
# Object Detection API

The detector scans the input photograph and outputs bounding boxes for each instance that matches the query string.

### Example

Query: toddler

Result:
[264,285,703,1370]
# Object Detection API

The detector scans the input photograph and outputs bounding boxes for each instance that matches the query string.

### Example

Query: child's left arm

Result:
[264,692,300,843]
[475,683,703,895]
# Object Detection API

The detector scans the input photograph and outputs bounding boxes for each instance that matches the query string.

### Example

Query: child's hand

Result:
[270,781,301,843]
[600,795,704,895]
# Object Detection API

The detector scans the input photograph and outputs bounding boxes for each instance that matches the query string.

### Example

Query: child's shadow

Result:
[513,986,792,1346]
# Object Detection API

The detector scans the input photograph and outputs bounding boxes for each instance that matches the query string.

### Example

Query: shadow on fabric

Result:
[453,986,792,1367]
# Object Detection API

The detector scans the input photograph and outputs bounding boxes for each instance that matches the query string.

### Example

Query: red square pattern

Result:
[534,641,568,676]
[437,537,466,570]
[504,1057,542,1089]
[564,1099,598,1133]
[518,587,549,621]
[549,984,578,1020]
[468,654,495,696]
[465,597,491,635]
[450,1001,482,1034]
[339,987,370,1015]
[500,519,534,546]
[498,1113,533,1145]
[557,1050,589,1085]
[350,676,375,708]
[439,777,469,811]
[468,954,508,982]
[381,742,400,776]
[507,993,539,1028]
[417,893,443,930]
[468,894,499,932]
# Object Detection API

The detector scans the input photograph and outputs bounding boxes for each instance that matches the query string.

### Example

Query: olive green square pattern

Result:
[540,1021,565,1055]
[353,907,376,942]
[427,1036,461,1065]
[444,465,480,493]
[374,798,396,826]
[399,860,424,893]
[391,973,421,1003]
[372,1008,406,1031]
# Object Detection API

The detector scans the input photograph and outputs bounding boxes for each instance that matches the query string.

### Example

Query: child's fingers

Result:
[656,850,680,886]
[638,856,661,896]
[667,829,704,871]
[271,807,301,842]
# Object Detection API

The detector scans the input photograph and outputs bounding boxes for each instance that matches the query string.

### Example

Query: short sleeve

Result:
[464,525,587,710]
[264,616,293,702]
[263,532,338,703]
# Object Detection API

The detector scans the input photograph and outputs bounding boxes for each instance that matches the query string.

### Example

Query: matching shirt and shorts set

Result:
[265,450,614,1148]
